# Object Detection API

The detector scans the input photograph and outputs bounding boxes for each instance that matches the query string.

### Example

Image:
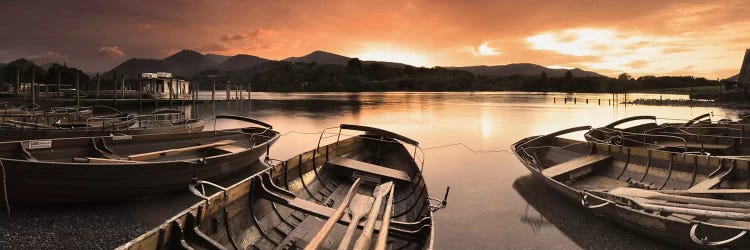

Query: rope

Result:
[0,160,9,217]
[421,142,514,154]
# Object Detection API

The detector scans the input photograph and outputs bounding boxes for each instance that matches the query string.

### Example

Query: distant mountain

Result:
[206,54,231,64]
[39,63,57,70]
[219,54,272,71]
[450,63,604,78]
[283,50,351,65]
[283,50,410,69]
[104,49,219,79]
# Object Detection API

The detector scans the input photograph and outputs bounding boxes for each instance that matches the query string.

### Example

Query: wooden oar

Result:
[630,198,750,221]
[353,181,393,250]
[374,184,395,250]
[634,197,750,214]
[127,140,236,161]
[609,187,750,209]
[338,194,374,250]
[306,178,362,250]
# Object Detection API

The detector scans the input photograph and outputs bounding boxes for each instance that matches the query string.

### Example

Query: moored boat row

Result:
[513,114,750,249]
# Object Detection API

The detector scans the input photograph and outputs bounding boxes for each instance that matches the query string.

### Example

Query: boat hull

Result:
[0,128,278,203]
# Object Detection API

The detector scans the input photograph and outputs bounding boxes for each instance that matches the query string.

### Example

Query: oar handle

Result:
[374,185,396,250]
[306,179,362,250]
[338,215,363,250]
[353,197,384,250]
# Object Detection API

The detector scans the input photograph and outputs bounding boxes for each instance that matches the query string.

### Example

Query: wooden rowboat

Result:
[0,109,205,141]
[514,126,750,249]
[585,114,750,155]
[118,124,448,250]
[0,115,278,203]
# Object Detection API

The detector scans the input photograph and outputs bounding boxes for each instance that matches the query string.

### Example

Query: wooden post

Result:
[121,75,125,99]
[239,83,243,100]
[598,99,601,105]
[75,73,80,109]
[168,78,173,108]
[138,75,142,114]
[113,72,118,106]
[57,71,61,98]
[586,98,588,104]
[31,68,35,104]
[226,82,230,100]
[212,80,216,116]
[15,68,20,95]
[96,73,100,99]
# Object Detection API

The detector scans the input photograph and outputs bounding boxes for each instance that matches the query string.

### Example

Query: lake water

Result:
[5,91,742,249]
[168,91,740,249]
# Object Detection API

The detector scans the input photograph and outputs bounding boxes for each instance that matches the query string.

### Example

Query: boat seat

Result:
[542,154,612,181]
[689,166,734,191]
[326,157,411,183]
[213,144,246,153]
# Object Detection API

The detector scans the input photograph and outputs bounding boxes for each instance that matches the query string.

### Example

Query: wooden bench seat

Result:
[327,157,410,182]
[213,144,246,153]
[542,154,612,181]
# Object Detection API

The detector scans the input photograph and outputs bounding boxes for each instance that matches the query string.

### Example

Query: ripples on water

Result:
[129,91,736,249]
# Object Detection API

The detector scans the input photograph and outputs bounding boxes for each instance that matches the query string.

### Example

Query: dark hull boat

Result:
[514,126,750,249]
[0,106,137,133]
[118,125,447,250]
[0,109,205,141]
[585,114,750,156]
[0,115,278,203]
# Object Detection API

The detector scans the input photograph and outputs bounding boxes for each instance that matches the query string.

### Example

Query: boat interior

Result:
[120,125,444,250]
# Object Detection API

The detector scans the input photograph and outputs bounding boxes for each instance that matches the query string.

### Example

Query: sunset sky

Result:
[1,0,749,78]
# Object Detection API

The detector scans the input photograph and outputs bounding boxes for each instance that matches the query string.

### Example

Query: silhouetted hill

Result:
[450,63,604,77]
[283,50,350,65]
[103,50,218,79]
[0,59,48,84]
[205,54,231,64]
[219,54,272,71]
[727,74,739,81]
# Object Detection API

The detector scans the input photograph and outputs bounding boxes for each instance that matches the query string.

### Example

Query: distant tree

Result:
[564,70,573,80]
[540,71,548,82]
[346,58,363,75]
[618,73,632,81]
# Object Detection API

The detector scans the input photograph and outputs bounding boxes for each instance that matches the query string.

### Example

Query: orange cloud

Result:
[97,45,126,58]
[27,51,67,63]
[220,28,278,41]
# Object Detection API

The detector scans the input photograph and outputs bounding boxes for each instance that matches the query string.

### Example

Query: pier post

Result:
[598,99,601,105]
[169,78,173,109]
[57,71,61,98]
[75,73,80,109]
[586,98,588,104]
[121,75,125,99]
[574,98,577,104]
[564,98,567,104]
[96,73,100,99]
[113,72,117,107]
[138,75,142,114]
[239,83,243,100]
[31,68,35,104]
[211,80,216,116]
[553,97,555,103]
[226,82,230,100]
[15,68,20,96]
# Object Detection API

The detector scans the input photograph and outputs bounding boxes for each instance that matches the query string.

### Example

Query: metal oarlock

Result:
[428,186,450,212]
[689,222,747,246]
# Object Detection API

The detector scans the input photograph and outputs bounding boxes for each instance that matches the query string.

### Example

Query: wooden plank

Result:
[658,141,732,150]
[542,154,611,180]
[328,157,410,182]
[213,144,246,153]
[86,157,141,163]
[127,140,235,161]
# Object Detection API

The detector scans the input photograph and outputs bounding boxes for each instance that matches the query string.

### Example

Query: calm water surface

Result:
[153,92,743,249]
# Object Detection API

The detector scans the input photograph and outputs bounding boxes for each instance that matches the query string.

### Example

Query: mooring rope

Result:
[0,159,10,217]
